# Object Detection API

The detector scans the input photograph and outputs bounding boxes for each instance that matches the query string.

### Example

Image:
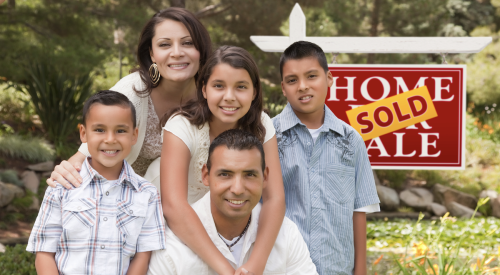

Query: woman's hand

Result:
[46,152,86,189]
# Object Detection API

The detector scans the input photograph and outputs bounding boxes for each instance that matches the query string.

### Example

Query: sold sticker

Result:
[346,86,438,141]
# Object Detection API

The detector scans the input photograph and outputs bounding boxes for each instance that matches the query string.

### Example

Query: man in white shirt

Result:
[148,129,318,275]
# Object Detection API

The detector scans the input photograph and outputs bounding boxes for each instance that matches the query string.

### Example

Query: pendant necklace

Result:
[217,214,251,252]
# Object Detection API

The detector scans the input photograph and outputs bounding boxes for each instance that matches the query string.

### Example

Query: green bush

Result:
[11,190,34,210]
[0,84,36,134]
[262,79,287,118]
[375,170,410,189]
[0,135,55,163]
[18,62,93,155]
[0,169,22,186]
[0,244,36,275]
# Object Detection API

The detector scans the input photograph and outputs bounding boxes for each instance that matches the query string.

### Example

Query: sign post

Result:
[250,3,490,170]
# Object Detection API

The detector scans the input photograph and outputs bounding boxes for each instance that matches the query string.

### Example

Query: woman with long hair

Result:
[47,9,284,275]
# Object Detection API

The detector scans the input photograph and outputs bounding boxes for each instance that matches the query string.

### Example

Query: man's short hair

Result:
[207,129,265,173]
[82,90,136,128]
[279,41,329,79]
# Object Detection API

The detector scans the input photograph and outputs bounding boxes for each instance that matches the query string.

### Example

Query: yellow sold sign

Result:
[346,86,438,141]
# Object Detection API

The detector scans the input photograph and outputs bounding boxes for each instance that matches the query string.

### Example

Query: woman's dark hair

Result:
[132,7,212,96]
[161,45,266,142]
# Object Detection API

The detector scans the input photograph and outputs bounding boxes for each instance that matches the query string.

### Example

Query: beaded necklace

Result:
[217,214,252,252]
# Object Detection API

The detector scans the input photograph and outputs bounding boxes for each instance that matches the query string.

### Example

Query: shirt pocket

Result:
[62,198,97,240]
[325,164,356,204]
[116,200,147,255]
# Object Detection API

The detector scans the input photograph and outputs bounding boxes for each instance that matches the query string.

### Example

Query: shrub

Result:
[0,244,36,275]
[18,62,93,156]
[262,79,287,118]
[0,169,22,186]
[0,135,55,163]
[375,170,410,189]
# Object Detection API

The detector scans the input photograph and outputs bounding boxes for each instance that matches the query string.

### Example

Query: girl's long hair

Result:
[131,7,212,96]
[161,45,265,142]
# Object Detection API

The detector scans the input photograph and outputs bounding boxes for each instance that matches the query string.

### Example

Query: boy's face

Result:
[80,104,138,175]
[281,57,333,118]
[202,146,268,223]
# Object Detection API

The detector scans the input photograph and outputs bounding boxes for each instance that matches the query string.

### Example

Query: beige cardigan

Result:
[78,72,149,165]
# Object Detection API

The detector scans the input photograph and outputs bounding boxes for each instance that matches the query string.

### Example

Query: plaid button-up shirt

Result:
[27,158,166,275]
[273,104,380,275]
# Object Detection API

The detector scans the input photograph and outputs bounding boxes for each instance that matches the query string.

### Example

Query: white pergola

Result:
[250,3,491,54]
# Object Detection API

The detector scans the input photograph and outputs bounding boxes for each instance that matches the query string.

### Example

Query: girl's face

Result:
[203,63,256,127]
[150,19,200,83]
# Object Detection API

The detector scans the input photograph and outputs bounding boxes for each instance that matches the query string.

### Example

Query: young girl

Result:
[157,46,285,275]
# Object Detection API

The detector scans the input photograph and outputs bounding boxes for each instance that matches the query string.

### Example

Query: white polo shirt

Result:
[148,192,318,275]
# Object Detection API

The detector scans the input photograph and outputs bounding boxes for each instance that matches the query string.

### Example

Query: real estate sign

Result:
[326,65,466,170]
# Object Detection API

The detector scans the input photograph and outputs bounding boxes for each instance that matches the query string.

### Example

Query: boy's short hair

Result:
[82,90,136,128]
[207,129,265,173]
[279,41,329,79]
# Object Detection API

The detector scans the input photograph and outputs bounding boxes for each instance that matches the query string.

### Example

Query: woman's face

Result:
[150,19,200,83]
[203,63,256,127]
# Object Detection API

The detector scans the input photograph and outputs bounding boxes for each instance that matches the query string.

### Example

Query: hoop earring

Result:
[149,62,160,85]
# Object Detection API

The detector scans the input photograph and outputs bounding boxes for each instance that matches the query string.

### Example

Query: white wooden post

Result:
[250,3,492,54]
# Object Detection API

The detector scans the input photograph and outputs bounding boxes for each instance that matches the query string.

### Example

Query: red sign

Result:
[326,65,466,170]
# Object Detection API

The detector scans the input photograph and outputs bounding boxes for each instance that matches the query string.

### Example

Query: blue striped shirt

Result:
[272,103,380,275]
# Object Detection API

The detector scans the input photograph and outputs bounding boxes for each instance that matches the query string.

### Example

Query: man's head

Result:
[80,90,138,175]
[202,129,268,223]
[279,41,333,118]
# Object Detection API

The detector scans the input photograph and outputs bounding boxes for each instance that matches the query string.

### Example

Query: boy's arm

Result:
[353,212,367,275]
[136,187,166,252]
[127,251,151,275]
[27,187,63,254]
[35,252,58,275]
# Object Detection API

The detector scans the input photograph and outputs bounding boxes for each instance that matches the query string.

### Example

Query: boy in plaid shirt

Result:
[27,90,166,275]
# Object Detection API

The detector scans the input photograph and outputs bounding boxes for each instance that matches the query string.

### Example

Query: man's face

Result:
[80,104,138,174]
[202,146,268,222]
[281,57,333,116]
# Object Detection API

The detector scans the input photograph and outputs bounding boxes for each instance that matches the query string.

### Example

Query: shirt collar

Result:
[194,192,261,265]
[279,103,345,137]
[80,157,139,190]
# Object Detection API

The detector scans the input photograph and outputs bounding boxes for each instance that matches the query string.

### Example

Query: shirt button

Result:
[106,191,109,196]
[77,206,82,210]
[101,245,105,249]
[307,142,311,146]
[103,217,108,221]
[129,210,133,214]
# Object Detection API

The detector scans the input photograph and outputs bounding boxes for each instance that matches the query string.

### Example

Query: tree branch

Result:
[195,4,231,19]
[23,22,53,38]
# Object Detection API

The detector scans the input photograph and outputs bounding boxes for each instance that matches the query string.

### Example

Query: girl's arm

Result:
[239,136,286,275]
[46,151,86,189]
[161,132,235,275]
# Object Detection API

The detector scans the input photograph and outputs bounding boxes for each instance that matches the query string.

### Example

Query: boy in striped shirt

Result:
[272,41,380,275]
[27,90,165,275]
